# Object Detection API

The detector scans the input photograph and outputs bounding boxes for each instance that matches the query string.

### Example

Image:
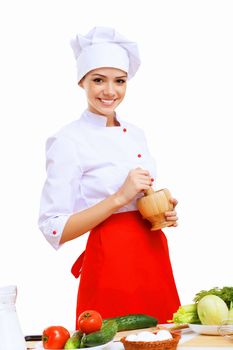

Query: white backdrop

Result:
[0,0,232,335]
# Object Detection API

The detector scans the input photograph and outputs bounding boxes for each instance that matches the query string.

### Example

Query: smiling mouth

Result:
[98,98,116,106]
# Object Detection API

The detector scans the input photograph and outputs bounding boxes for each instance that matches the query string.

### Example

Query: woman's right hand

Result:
[114,167,153,207]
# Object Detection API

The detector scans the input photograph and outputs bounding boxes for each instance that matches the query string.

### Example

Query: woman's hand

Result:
[165,198,178,227]
[115,167,152,207]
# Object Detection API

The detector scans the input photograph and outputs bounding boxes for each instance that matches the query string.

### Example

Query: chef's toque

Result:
[70,26,141,83]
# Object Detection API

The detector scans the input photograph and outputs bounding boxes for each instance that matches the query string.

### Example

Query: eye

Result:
[93,78,103,83]
[116,79,126,84]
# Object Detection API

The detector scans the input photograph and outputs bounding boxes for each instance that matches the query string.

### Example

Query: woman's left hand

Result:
[165,198,178,227]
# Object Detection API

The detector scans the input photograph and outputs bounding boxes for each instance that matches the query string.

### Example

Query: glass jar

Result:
[218,319,233,340]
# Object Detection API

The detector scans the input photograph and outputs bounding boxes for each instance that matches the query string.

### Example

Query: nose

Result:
[103,82,116,96]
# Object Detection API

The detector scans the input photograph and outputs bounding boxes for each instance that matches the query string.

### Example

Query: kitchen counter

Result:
[26,327,233,350]
[178,331,233,349]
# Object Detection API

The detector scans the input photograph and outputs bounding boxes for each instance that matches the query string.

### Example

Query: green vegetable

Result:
[194,287,233,309]
[80,320,117,348]
[171,304,201,324]
[64,330,83,349]
[103,314,158,331]
[197,295,229,325]
[229,301,233,319]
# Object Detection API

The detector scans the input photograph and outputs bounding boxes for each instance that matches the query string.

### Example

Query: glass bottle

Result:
[0,285,26,350]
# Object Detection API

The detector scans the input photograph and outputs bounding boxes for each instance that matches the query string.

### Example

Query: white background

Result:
[0,0,232,335]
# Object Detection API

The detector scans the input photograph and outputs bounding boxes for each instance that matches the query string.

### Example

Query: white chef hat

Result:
[70,26,141,83]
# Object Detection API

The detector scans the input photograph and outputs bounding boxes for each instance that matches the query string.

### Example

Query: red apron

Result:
[71,211,180,327]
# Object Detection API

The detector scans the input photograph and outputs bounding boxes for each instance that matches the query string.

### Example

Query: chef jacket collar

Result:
[82,109,121,127]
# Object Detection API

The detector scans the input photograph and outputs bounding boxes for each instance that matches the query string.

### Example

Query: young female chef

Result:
[38,27,180,326]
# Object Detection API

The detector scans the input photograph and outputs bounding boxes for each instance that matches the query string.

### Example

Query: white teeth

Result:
[100,99,114,105]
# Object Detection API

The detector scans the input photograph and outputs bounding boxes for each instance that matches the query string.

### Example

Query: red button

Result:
[123,128,127,132]
[151,178,154,182]
[137,154,142,158]
[52,230,57,235]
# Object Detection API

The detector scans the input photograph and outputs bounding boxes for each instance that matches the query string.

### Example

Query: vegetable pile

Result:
[42,311,158,349]
[171,286,233,325]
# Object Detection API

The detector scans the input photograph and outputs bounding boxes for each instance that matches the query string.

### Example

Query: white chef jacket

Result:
[38,110,157,249]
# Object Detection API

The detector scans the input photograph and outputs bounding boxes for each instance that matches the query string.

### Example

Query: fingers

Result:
[170,222,178,227]
[169,197,178,207]
[129,168,153,189]
[133,168,154,184]
[167,198,178,226]
[134,167,150,176]
[165,209,178,227]
[116,168,154,206]
[165,209,178,219]
[135,178,153,192]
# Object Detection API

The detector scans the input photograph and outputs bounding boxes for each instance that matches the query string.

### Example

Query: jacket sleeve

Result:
[38,135,83,249]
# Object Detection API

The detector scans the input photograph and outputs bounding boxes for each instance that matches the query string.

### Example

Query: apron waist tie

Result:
[71,250,85,278]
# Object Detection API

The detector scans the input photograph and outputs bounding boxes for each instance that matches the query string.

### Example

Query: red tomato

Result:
[78,310,102,334]
[42,326,70,349]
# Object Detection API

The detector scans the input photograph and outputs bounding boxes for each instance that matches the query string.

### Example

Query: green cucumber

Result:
[64,330,83,349]
[80,320,117,348]
[103,314,158,331]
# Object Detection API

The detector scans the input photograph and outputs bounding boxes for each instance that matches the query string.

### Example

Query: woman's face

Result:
[79,67,127,119]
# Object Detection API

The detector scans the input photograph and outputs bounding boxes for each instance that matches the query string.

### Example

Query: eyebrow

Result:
[91,74,127,78]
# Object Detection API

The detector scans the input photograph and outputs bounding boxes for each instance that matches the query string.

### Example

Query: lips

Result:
[98,98,116,106]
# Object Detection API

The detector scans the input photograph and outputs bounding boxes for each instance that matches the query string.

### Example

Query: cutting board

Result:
[179,334,233,348]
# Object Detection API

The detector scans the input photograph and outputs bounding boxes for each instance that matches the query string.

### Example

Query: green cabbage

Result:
[197,295,229,325]
[194,286,233,309]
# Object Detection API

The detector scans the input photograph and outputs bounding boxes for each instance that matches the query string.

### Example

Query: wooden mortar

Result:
[137,188,175,230]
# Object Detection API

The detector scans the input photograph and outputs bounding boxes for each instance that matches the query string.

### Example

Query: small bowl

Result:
[121,331,181,350]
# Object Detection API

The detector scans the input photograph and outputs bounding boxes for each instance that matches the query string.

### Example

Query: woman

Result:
[38,26,180,326]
